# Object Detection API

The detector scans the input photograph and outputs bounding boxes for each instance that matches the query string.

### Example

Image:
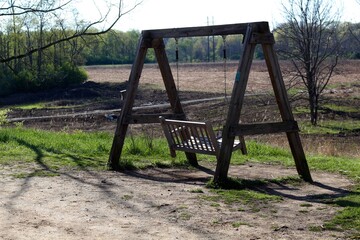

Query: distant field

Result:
[84,60,360,96]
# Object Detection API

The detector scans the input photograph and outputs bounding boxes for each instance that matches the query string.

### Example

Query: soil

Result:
[0,60,359,239]
[0,163,355,240]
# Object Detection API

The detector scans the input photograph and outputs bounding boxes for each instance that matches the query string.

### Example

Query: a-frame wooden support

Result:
[108,22,313,183]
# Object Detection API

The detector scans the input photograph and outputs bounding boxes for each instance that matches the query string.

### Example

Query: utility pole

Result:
[212,17,215,62]
[207,17,210,62]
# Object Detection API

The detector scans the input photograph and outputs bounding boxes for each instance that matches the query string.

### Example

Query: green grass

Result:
[294,106,310,114]
[230,140,294,166]
[11,102,48,110]
[202,187,282,206]
[232,221,251,228]
[0,109,10,125]
[0,127,111,169]
[8,101,98,111]
[299,120,360,135]
[322,104,359,113]
[0,127,189,172]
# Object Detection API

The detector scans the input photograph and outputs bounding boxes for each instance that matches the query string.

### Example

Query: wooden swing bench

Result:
[160,117,247,158]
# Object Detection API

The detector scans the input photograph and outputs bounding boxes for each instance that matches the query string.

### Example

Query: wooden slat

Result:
[142,22,269,40]
[190,127,201,150]
[172,125,182,146]
[230,121,299,136]
[171,145,218,156]
[160,118,246,157]
[199,127,212,151]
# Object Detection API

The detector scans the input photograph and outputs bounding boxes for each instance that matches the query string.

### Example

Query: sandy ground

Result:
[0,162,354,240]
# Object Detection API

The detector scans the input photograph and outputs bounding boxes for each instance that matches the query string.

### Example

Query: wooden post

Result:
[261,39,313,182]
[108,36,149,170]
[214,23,312,183]
[214,25,256,182]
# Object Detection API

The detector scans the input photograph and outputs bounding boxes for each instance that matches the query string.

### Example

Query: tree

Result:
[277,0,343,125]
[0,0,141,95]
[0,0,140,63]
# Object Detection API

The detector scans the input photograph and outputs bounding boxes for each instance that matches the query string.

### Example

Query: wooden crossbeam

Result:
[142,22,269,40]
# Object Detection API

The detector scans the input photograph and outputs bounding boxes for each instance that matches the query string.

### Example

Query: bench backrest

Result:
[159,117,219,156]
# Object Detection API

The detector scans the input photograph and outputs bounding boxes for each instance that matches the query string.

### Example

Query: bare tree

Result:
[0,0,141,63]
[278,0,343,125]
[348,1,360,45]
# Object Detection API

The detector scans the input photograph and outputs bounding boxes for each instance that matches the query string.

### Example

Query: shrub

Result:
[14,69,37,92]
[0,62,88,97]
[0,74,16,96]
[58,62,88,87]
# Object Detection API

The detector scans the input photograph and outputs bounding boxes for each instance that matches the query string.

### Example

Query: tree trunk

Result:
[308,86,320,126]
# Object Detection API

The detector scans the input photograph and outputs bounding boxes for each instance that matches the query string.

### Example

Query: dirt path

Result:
[0,163,353,240]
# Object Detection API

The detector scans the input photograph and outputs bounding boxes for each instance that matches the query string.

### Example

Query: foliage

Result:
[164,35,246,63]
[83,30,142,65]
[0,109,10,126]
[0,62,88,95]
[0,0,134,96]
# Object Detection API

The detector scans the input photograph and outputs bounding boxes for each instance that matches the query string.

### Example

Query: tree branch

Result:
[0,0,142,63]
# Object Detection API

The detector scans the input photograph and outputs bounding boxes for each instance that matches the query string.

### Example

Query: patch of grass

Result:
[121,195,133,201]
[308,155,360,181]
[202,186,281,206]
[121,134,189,168]
[294,106,310,114]
[322,104,359,113]
[300,203,313,207]
[299,209,309,213]
[0,109,10,126]
[189,188,204,193]
[231,140,294,166]
[0,127,189,172]
[323,186,360,233]
[232,221,251,228]
[8,100,104,111]
[179,212,192,221]
[210,203,220,207]
[11,102,48,110]
[206,177,268,190]
[308,225,324,232]
[299,120,360,135]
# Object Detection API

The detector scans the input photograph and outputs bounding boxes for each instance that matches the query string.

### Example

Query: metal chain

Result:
[175,38,179,92]
[222,35,227,101]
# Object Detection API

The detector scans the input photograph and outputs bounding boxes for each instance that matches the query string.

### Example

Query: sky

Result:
[77,0,360,32]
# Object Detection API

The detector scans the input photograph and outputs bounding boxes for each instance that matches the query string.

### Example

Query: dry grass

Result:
[85,60,360,93]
